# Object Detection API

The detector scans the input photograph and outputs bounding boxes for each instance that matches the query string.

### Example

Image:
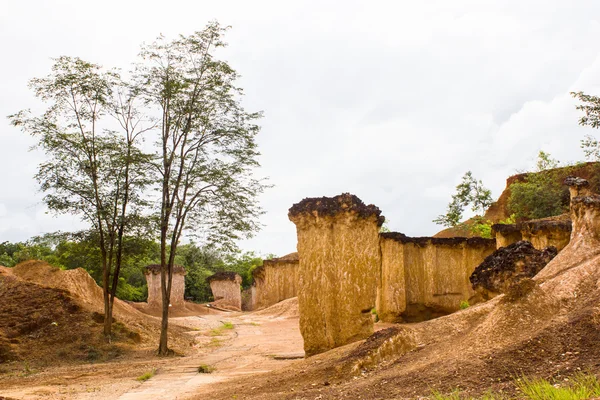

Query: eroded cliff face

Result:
[378,234,496,322]
[252,253,299,310]
[289,194,383,356]
[536,177,600,283]
[492,217,571,252]
[208,272,242,311]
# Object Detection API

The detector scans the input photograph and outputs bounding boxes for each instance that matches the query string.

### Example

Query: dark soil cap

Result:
[288,193,384,226]
[144,264,186,275]
[380,232,496,247]
[564,175,590,188]
[206,271,241,283]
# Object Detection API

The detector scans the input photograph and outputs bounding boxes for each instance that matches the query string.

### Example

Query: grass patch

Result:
[429,373,600,399]
[222,321,234,329]
[208,321,235,336]
[136,369,156,382]
[198,364,215,373]
[516,373,600,400]
[208,337,223,348]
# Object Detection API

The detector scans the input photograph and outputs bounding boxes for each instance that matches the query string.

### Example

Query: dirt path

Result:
[118,313,304,400]
[0,311,304,400]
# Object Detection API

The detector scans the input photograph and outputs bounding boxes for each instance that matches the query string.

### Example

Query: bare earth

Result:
[0,305,304,400]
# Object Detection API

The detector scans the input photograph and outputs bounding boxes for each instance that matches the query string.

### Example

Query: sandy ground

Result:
[0,309,304,400]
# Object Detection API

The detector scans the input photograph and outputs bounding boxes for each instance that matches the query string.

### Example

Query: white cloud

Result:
[1,0,600,255]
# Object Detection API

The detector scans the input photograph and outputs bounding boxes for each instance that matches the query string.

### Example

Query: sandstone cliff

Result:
[252,252,299,310]
[378,234,496,322]
[289,193,383,356]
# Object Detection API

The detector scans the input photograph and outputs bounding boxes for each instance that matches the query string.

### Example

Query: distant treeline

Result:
[0,233,269,303]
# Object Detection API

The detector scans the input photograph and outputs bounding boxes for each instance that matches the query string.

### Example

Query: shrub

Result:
[137,369,156,382]
[198,364,215,373]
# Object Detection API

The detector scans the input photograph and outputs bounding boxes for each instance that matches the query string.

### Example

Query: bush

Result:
[508,152,571,221]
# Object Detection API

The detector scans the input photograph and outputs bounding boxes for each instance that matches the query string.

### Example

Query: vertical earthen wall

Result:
[493,220,572,252]
[289,194,383,356]
[208,272,242,311]
[378,234,496,323]
[144,265,186,307]
[252,253,299,310]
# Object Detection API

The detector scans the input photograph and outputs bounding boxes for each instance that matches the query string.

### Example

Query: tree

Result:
[572,91,600,161]
[434,171,493,227]
[135,22,266,355]
[9,57,151,338]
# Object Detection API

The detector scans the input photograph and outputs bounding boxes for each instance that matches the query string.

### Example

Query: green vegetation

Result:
[459,300,470,310]
[507,152,570,221]
[430,373,600,400]
[371,308,379,323]
[434,171,493,228]
[136,369,156,382]
[0,235,270,304]
[197,364,215,373]
[209,321,235,336]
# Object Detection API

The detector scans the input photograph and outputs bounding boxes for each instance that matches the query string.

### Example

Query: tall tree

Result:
[135,22,266,355]
[9,57,151,337]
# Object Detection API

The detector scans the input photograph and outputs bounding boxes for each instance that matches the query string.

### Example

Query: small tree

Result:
[434,171,493,227]
[9,57,151,337]
[135,22,266,355]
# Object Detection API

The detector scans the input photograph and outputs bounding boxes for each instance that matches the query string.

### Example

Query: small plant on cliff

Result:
[459,300,470,310]
[434,171,493,227]
[371,308,379,323]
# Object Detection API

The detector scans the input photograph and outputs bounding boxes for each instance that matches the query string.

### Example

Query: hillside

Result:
[435,162,600,238]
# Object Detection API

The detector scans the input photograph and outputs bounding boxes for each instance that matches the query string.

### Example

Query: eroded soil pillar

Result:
[289,193,384,356]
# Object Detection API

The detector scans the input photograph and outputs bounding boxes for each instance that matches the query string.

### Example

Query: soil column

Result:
[289,193,384,356]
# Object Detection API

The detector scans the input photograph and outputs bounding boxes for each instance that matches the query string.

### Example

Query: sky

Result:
[2,0,600,257]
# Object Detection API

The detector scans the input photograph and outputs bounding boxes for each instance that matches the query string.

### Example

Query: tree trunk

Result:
[102,261,112,337]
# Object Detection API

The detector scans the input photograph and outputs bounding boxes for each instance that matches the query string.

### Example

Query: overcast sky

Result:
[2,1,600,256]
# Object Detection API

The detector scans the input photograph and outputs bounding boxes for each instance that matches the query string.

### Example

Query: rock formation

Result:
[469,240,557,300]
[536,177,600,282]
[144,264,186,308]
[207,271,242,311]
[289,193,383,356]
[492,216,571,251]
[378,233,496,322]
[251,252,299,310]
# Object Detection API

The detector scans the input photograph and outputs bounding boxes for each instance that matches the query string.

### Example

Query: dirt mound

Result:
[0,269,140,366]
[470,240,557,300]
[252,297,299,318]
[6,261,196,357]
[12,261,104,309]
[11,261,146,323]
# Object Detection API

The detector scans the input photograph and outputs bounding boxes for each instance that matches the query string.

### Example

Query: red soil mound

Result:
[0,268,140,366]
[2,261,197,369]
